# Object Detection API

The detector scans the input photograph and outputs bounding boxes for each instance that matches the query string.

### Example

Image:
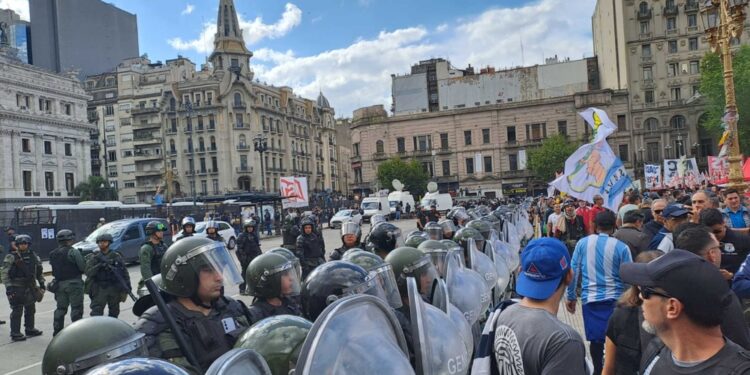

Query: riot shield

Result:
[444,250,491,325]
[486,232,512,306]
[205,349,272,375]
[132,275,168,317]
[408,277,470,375]
[294,295,413,375]
[429,278,474,358]
[466,238,498,292]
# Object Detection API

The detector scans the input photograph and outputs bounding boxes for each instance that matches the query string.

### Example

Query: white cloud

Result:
[251,0,596,117]
[181,4,195,15]
[0,0,29,21]
[169,3,302,53]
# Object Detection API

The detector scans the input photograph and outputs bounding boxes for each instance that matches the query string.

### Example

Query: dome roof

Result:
[317,92,331,109]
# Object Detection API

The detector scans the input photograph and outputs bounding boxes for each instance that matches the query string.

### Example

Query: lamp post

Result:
[253,134,268,192]
[702,0,749,190]
[665,144,673,159]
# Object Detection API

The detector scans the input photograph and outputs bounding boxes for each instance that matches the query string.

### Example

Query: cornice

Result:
[0,110,95,132]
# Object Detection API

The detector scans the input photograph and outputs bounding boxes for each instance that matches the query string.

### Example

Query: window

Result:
[396,137,405,153]
[440,133,449,149]
[509,154,519,171]
[231,58,239,68]
[671,87,681,101]
[642,44,651,56]
[376,140,384,154]
[105,105,114,116]
[670,115,686,129]
[44,141,52,154]
[666,17,677,31]
[108,150,117,162]
[484,156,493,173]
[44,172,54,192]
[618,144,629,162]
[465,158,474,174]
[422,162,433,176]
[646,142,660,162]
[688,14,697,28]
[65,173,74,192]
[169,140,176,153]
[213,179,219,194]
[235,113,243,126]
[464,130,472,146]
[645,90,655,103]
[201,180,207,194]
[675,139,686,157]
[233,93,243,106]
[482,129,490,144]
[644,117,659,131]
[212,157,218,171]
[639,1,649,13]
[64,103,72,116]
[22,138,30,152]
[693,85,700,96]
[640,21,650,34]
[210,136,216,150]
[22,171,31,192]
[526,123,546,141]
[353,143,360,156]
[689,61,700,75]
[413,135,431,151]
[689,37,698,51]
[557,121,567,136]
[668,40,678,53]
[200,158,207,172]
[507,126,516,143]
[643,66,653,81]
[442,160,450,176]
[668,63,679,77]
[617,115,628,132]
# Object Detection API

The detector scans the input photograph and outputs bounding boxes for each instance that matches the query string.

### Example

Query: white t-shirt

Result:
[657,233,674,253]
[547,212,562,234]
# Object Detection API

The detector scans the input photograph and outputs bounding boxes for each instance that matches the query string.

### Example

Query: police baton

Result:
[145,278,200,368]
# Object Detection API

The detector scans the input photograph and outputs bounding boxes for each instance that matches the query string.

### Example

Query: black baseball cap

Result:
[620,249,732,323]
[594,211,616,227]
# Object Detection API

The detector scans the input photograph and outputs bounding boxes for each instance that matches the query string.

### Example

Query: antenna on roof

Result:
[520,36,525,66]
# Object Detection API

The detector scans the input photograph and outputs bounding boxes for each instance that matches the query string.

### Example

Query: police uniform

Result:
[236,231,261,294]
[135,297,250,374]
[49,244,85,335]
[246,297,301,324]
[282,216,300,250]
[85,249,131,317]
[295,230,325,279]
[138,240,167,289]
[0,246,44,339]
[329,244,357,261]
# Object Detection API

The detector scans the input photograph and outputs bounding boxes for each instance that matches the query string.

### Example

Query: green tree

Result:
[74,175,119,201]
[527,135,580,181]
[376,157,430,197]
[700,46,750,153]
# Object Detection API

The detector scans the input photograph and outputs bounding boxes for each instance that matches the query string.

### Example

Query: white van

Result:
[360,196,390,222]
[388,191,415,218]
[420,192,454,212]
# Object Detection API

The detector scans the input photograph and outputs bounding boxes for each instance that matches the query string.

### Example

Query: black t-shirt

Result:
[606,306,642,375]
[722,229,750,275]
[643,339,750,374]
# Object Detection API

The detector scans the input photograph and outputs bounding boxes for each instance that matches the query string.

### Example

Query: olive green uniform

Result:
[138,241,167,289]
[0,249,44,337]
[85,250,130,317]
[49,245,85,335]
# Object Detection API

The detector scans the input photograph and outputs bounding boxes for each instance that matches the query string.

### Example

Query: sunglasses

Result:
[653,209,663,214]
[640,286,672,300]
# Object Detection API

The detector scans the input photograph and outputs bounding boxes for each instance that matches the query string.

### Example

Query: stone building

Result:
[0,49,93,211]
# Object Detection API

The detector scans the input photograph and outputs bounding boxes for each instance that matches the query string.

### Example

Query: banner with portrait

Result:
[280,176,309,208]
[708,156,729,185]
[663,158,700,188]
[644,164,662,190]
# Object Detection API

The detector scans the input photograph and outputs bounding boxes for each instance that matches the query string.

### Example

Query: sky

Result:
[0,0,598,117]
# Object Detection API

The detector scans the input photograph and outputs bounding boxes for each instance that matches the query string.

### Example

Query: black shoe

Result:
[25,329,43,337]
[10,333,26,342]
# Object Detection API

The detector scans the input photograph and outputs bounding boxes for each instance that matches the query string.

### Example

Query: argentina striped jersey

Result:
[566,234,633,304]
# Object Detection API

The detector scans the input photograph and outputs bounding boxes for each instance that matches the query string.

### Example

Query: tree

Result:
[700,46,750,153]
[376,157,430,197]
[527,134,580,181]
[74,175,119,201]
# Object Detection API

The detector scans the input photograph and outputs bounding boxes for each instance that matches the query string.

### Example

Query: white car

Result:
[175,220,237,249]
[329,209,363,229]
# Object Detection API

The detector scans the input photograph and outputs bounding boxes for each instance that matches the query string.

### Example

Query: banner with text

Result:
[280,176,309,209]
[644,164,662,190]
[708,156,729,185]
[663,158,700,188]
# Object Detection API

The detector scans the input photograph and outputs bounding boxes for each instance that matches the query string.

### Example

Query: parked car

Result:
[329,209,363,229]
[73,218,173,264]
[174,220,237,249]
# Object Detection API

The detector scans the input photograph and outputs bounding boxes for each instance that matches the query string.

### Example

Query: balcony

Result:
[91,159,102,167]
[684,0,699,13]
[132,106,160,115]
[668,99,686,106]
[134,121,161,129]
[87,112,99,122]
[233,123,247,130]
[637,7,652,20]
[184,148,194,155]
[663,5,678,17]
[503,169,527,178]
[641,55,652,63]
[137,169,162,177]
[236,166,253,174]
[233,101,246,110]
[207,123,216,131]
[133,136,162,146]
[373,152,388,161]
[237,144,250,151]
[133,150,161,161]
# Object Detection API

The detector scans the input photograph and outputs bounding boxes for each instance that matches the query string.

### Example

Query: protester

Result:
[690,191,710,224]
[613,210,651,259]
[588,195,607,235]
[723,189,750,234]
[555,201,586,255]
[566,211,633,375]
[616,193,641,228]
[546,203,562,238]
[700,208,750,277]
[576,200,594,235]
[642,199,667,240]
[649,204,689,252]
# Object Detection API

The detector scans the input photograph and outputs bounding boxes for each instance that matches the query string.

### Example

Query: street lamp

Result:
[701,0,749,189]
[253,134,268,192]
[665,144,673,159]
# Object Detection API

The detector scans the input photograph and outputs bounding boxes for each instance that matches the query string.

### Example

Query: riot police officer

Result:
[84,233,131,317]
[205,220,224,243]
[282,212,300,251]
[295,217,325,279]
[329,222,361,261]
[175,216,196,241]
[49,229,85,336]
[367,222,403,259]
[42,316,149,374]
[234,315,312,375]
[244,253,302,323]
[0,234,44,341]
[135,237,250,374]
[237,219,262,295]
[138,221,168,289]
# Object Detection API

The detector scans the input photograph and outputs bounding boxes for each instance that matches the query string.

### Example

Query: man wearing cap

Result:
[566,211,632,375]
[613,210,650,258]
[648,204,689,252]
[494,238,587,375]
[621,250,750,373]
[555,201,585,255]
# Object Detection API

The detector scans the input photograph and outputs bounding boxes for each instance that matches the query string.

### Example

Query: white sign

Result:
[663,158,700,188]
[644,164,662,190]
[280,176,309,209]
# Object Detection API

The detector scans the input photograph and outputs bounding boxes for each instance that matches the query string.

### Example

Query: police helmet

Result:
[160,237,243,298]
[56,229,75,243]
[245,253,301,299]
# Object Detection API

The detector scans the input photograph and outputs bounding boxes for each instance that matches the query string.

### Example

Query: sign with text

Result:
[280,177,309,209]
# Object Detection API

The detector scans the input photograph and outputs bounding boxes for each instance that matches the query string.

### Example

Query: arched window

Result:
[210,136,216,150]
[234,92,243,106]
[198,137,205,151]
[670,115,686,130]
[187,139,193,152]
[639,1,649,13]
[376,140,384,153]
[644,118,659,131]
[239,134,247,147]
[169,140,176,153]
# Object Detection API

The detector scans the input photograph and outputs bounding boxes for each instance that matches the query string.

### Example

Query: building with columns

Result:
[0,49,93,211]
[86,0,340,204]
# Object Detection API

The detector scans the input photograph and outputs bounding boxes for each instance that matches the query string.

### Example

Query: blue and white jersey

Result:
[566,233,633,304]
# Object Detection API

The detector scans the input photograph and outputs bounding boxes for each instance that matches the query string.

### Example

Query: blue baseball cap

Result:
[662,204,689,218]
[516,238,571,300]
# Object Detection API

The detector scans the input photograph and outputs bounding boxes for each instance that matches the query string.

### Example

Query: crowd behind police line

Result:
[2,185,750,374]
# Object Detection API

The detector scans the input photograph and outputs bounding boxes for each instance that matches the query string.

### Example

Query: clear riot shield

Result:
[445,250,491,326]
[430,278,474,358]
[486,231,512,306]
[408,277,470,375]
[205,349,272,375]
[466,238,498,293]
[294,295,413,375]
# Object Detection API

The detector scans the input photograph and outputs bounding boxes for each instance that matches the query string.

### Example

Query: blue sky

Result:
[1,0,598,116]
